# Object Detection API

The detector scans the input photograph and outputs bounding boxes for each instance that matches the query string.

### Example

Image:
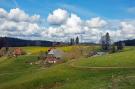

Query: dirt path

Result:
[67,59,135,70]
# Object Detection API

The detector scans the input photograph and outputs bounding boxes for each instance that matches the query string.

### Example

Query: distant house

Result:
[48,48,53,52]
[46,49,64,63]
[48,49,64,58]
[13,48,25,57]
[0,47,25,57]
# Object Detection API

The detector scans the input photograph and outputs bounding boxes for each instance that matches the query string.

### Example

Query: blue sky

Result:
[0,0,135,42]
[0,0,135,20]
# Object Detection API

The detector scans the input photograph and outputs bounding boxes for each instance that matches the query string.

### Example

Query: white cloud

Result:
[62,13,82,34]
[0,8,135,42]
[86,17,107,28]
[0,8,8,18]
[8,8,40,22]
[120,21,135,39]
[47,8,69,25]
[0,8,40,38]
[121,22,135,34]
[43,10,135,42]
[8,8,29,21]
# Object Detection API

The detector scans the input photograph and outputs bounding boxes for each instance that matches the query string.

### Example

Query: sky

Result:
[0,0,135,43]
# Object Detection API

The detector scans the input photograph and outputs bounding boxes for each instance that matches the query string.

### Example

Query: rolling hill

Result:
[0,37,54,47]
[0,46,135,89]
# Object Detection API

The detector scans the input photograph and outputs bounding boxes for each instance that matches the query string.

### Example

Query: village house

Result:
[0,47,25,57]
[46,48,64,64]
[12,48,25,57]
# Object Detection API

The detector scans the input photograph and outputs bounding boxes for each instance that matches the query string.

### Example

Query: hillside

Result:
[116,39,135,46]
[0,37,53,47]
[72,47,135,67]
[0,46,135,89]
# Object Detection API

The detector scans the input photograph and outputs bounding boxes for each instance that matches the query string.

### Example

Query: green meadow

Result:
[0,46,135,89]
[73,47,135,67]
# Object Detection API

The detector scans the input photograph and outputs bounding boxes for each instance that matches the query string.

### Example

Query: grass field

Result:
[0,46,135,89]
[73,46,135,67]
[21,46,84,55]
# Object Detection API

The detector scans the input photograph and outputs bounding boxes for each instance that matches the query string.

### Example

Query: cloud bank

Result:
[0,8,135,43]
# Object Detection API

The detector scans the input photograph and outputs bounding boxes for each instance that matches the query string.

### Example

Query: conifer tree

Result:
[75,36,79,44]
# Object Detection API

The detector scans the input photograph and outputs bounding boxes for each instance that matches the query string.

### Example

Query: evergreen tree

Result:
[70,38,72,45]
[72,38,75,45]
[76,36,79,44]
[100,36,106,50]
[105,32,111,50]
[0,38,4,49]
[100,32,111,51]
[70,38,75,45]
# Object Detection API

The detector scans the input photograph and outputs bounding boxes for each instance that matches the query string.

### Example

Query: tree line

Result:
[0,37,53,49]
[70,36,79,45]
[100,32,124,53]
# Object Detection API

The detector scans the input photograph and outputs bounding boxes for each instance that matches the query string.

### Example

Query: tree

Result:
[105,32,111,50]
[70,38,75,45]
[70,38,72,45]
[75,36,79,45]
[0,38,4,49]
[72,38,75,45]
[4,37,9,51]
[100,36,106,50]
[110,44,116,53]
[117,41,124,50]
[100,32,111,51]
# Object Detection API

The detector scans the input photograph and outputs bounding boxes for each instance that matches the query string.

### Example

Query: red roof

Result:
[46,57,57,62]
[14,48,22,55]
[48,48,52,52]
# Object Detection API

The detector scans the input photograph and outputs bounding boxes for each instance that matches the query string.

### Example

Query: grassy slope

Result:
[73,47,135,67]
[0,46,135,89]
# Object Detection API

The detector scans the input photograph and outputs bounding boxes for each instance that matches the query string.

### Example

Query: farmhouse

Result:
[46,48,64,63]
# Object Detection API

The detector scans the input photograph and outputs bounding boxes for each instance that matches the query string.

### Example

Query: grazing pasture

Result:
[73,47,135,67]
[0,46,135,89]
